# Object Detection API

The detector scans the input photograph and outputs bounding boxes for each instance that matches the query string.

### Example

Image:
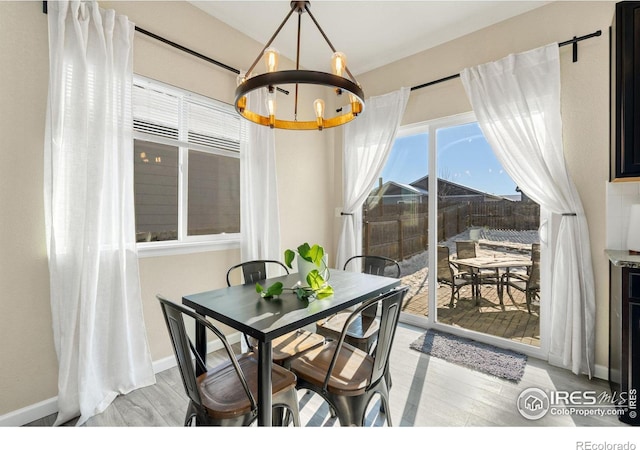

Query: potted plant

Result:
[256,243,334,301]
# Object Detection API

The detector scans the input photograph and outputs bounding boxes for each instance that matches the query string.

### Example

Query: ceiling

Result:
[190,1,550,76]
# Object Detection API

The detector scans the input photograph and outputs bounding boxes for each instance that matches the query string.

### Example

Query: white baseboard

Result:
[0,396,60,427]
[0,332,242,427]
[593,363,609,382]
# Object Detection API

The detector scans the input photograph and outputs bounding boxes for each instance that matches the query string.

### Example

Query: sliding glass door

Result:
[364,112,545,356]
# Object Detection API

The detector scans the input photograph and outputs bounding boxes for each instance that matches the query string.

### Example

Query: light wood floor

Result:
[25,323,628,435]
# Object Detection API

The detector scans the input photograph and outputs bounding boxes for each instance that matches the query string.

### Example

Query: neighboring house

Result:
[367,181,427,207]
[410,176,511,203]
[367,176,515,209]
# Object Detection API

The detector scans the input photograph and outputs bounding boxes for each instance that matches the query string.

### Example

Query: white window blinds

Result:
[132,77,241,154]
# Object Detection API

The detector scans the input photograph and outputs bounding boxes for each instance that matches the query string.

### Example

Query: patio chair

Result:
[289,286,409,426]
[502,243,540,314]
[156,295,301,426]
[226,260,324,368]
[437,245,475,307]
[455,240,499,298]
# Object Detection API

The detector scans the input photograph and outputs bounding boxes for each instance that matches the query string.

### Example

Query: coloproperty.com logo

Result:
[516,387,635,420]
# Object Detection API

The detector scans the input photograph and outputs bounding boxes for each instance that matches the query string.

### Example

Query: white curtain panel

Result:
[44,1,155,425]
[460,44,595,377]
[336,88,410,271]
[240,89,281,265]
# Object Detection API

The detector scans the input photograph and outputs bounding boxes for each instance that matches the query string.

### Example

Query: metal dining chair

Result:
[290,286,408,426]
[315,255,401,352]
[156,295,301,426]
[226,260,324,368]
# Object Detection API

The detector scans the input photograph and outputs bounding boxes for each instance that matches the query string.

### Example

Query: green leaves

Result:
[284,249,296,269]
[256,270,333,301]
[262,242,333,301]
[256,281,283,299]
[302,243,324,267]
[286,242,324,268]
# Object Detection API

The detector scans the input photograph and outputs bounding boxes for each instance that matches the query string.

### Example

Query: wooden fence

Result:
[363,200,540,260]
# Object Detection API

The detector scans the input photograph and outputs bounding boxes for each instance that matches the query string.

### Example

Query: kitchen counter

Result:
[606,249,640,268]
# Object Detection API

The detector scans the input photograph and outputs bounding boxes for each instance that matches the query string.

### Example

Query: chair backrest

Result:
[226,260,289,286]
[455,240,477,259]
[343,255,401,278]
[531,243,541,263]
[156,295,256,412]
[436,246,453,282]
[322,286,408,391]
[529,243,541,288]
[455,240,477,274]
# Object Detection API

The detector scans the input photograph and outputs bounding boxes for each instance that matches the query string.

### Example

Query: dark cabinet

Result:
[609,264,640,425]
[611,1,640,181]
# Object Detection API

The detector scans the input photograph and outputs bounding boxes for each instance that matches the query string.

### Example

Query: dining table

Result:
[452,254,531,306]
[182,268,401,426]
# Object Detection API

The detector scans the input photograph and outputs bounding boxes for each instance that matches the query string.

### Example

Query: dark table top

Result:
[182,269,401,343]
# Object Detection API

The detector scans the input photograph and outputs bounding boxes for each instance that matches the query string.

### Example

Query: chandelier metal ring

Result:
[234,70,365,130]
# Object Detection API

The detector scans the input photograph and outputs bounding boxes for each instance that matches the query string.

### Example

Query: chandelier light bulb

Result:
[331,52,347,77]
[349,93,362,116]
[266,91,277,128]
[313,98,325,118]
[313,98,325,130]
[264,47,279,73]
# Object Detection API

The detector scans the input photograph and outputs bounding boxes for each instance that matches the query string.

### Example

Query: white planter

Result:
[297,254,328,286]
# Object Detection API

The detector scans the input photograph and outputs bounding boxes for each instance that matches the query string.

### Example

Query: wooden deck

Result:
[400,277,540,347]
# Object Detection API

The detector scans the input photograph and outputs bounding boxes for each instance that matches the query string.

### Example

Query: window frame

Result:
[133,76,241,258]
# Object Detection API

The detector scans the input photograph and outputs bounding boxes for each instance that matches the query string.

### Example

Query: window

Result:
[133,76,242,255]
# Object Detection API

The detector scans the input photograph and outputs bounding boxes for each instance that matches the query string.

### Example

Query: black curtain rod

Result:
[410,30,602,92]
[41,1,290,95]
[135,26,240,75]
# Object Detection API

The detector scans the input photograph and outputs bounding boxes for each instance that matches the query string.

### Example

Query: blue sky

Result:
[381,122,518,197]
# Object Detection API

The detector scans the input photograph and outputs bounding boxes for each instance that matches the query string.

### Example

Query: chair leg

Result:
[378,392,392,427]
[184,402,198,426]
[273,388,301,427]
[379,365,392,414]
[525,290,532,314]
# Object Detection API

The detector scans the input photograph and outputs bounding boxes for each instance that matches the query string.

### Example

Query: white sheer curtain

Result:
[45,1,155,425]
[460,44,595,377]
[336,88,410,271]
[240,89,281,264]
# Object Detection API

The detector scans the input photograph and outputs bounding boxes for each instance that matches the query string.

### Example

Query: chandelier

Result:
[234,1,365,131]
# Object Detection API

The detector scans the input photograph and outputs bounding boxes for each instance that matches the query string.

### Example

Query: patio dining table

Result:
[452,255,531,307]
[182,268,400,426]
